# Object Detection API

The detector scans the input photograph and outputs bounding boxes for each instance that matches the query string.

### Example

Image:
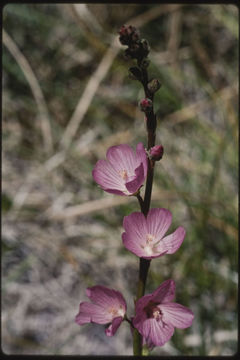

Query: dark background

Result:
[2,3,238,356]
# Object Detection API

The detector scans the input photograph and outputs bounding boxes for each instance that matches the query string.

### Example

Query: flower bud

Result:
[147,79,161,94]
[150,145,164,161]
[139,98,153,112]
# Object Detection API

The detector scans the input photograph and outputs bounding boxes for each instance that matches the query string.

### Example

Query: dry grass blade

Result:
[46,189,177,220]
[128,4,183,28]
[3,29,53,154]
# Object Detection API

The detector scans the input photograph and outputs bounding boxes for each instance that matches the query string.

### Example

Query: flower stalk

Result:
[120,26,159,355]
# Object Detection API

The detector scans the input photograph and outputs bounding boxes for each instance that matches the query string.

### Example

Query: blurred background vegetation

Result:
[2,3,238,356]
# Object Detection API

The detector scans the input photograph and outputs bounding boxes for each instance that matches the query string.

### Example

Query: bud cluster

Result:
[119,25,140,46]
[118,25,161,102]
[119,25,150,63]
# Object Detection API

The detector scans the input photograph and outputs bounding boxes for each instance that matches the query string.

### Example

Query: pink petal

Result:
[92,159,125,193]
[149,319,174,346]
[102,188,126,196]
[86,285,127,311]
[122,232,147,258]
[152,279,176,303]
[106,144,138,175]
[75,302,111,325]
[123,212,147,242]
[133,294,153,331]
[156,226,186,254]
[140,318,174,347]
[136,142,148,178]
[160,303,194,329]
[125,162,145,194]
[146,208,172,240]
[105,316,123,336]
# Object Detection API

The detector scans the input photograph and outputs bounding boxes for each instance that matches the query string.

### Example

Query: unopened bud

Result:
[147,79,161,94]
[139,98,153,112]
[150,145,164,161]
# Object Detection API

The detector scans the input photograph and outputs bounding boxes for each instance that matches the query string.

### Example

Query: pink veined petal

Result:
[75,302,91,325]
[147,208,172,240]
[133,293,153,330]
[86,286,127,311]
[160,303,194,329]
[136,142,148,178]
[76,302,112,325]
[102,188,126,196]
[136,318,174,347]
[106,144,138,175]
[125,162,145,194]
[122,232,147,258]
[157,226,186,254]
[123,212,147,244]
[105,316,123,336]
[152,279,176,304]
[133,314,148,336]
[148,319,175,346]
[92,159,125,192]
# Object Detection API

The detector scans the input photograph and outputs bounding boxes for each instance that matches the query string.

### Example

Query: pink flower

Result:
[75,285,127,336]
[92,143,148,196]
[133,279,194,347]
[122,208,185,259]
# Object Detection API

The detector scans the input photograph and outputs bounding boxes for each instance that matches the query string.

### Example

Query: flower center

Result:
[108,305,125,318]
[144,301,162,321]
[119,170,128,181]
[153,308,162,321]
[146,234,155,243]
[141,234,156,255]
